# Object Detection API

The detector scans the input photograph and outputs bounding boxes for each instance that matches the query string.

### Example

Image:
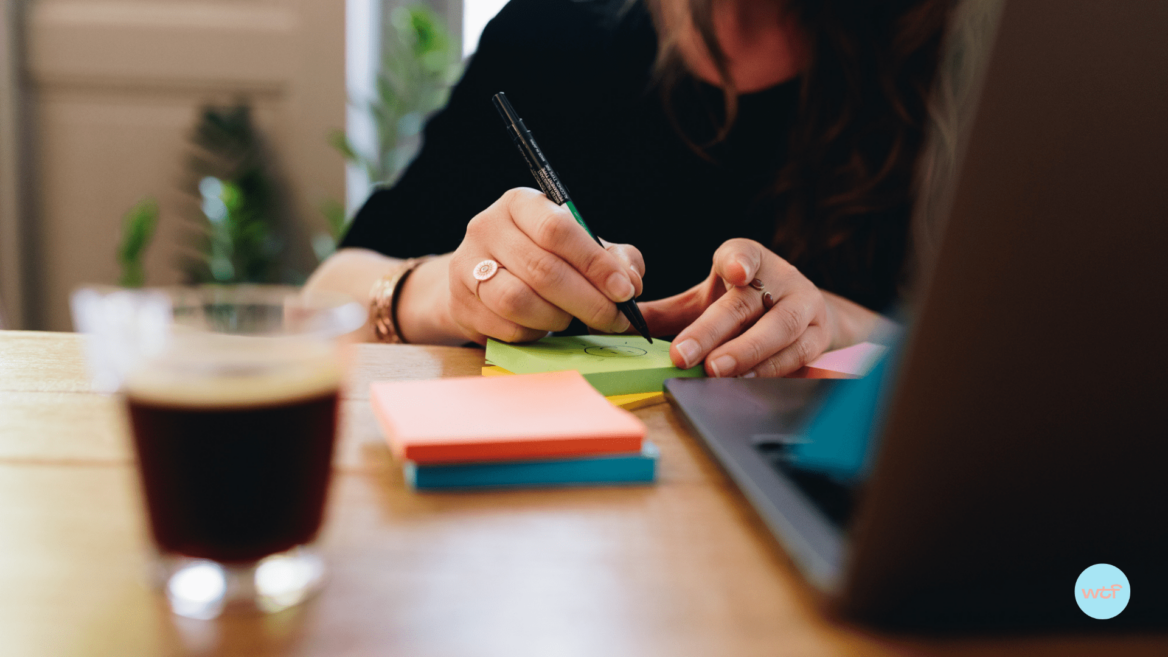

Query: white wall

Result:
[346,0,382,214]
[463,0,510,58]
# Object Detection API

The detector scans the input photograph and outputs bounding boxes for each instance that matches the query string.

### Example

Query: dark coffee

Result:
[127,387,339,563]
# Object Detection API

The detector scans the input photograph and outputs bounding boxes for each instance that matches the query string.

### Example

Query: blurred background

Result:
[0,0,509,331]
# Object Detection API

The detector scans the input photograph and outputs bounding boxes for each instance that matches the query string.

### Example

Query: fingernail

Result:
[606,272,635,301]
[614,314,631,333]
[734,255,753,280]
[676,339,701,368]
[710,354,736,378]
[741,370,757,378]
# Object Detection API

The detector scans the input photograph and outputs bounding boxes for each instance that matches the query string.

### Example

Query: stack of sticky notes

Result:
[370,370,657,491]
[484,335,704,410]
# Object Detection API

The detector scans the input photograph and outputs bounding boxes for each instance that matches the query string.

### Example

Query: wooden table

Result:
[1,330,1164,657]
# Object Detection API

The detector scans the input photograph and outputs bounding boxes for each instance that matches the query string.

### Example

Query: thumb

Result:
[712,238,764,288]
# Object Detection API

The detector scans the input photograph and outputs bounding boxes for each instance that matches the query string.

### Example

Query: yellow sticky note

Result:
[482,366,665,410]
[604,391,666,410]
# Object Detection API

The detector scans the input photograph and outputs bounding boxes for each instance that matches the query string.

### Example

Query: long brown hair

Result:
[651,0,950,308]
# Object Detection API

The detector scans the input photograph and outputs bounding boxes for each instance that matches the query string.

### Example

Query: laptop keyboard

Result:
[753,440,857,527]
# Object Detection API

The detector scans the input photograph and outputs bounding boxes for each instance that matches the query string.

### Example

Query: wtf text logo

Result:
[1075,564,1130,619]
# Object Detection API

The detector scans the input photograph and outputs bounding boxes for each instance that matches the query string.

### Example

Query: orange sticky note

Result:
[370,370,646,464]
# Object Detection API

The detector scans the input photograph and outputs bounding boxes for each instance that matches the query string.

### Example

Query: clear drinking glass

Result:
[71,285,364,619]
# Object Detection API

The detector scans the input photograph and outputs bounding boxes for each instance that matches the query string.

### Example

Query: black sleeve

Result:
[339,0,615,257]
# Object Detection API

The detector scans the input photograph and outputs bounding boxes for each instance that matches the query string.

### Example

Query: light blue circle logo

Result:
[1075,564,1130,619]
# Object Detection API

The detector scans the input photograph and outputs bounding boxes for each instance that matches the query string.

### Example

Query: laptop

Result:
[665,0,1168,630]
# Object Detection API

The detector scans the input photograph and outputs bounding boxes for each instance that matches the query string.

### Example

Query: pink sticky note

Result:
[787,342,887,379]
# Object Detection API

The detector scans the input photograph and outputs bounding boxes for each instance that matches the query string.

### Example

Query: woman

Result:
[307,0,949,377]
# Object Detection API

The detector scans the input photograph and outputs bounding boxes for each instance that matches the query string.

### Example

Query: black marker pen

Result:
[492,91,652,343]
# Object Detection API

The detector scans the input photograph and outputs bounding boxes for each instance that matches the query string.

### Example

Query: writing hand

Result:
[444,187,645,344]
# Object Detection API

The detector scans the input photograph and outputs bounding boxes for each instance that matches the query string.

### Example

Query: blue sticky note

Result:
[405,442,659,491]
[789,343,901,480]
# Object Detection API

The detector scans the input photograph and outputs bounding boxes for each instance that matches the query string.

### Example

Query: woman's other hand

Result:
[638,238,878,378]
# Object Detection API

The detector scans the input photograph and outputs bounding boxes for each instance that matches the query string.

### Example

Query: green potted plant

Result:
[316,4,462,261]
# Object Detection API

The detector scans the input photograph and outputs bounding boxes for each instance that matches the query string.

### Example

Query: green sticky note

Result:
[485,335,704,396]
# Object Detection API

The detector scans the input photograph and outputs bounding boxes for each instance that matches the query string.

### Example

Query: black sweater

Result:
[341,0,903,310]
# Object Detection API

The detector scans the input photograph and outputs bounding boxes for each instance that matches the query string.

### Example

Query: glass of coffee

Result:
[71,285,364,619]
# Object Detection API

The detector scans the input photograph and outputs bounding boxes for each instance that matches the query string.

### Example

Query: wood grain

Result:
[341,342,486,399]
[1,330,1164,656]
[0,391,131,464]
[0,330,90,392]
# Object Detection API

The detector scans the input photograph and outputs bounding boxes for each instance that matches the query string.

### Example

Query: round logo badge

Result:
[1075,564,1130,619]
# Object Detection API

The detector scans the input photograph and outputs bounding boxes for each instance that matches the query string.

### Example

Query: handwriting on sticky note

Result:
[485,335,703,396]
